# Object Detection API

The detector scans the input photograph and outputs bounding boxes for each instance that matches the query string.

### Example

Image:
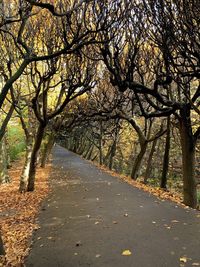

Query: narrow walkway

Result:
[26,145,200,267]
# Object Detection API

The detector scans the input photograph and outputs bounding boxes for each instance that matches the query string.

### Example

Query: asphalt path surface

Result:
[25,145,200,267]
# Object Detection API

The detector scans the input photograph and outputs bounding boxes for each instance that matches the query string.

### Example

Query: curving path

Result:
[25,145,200,267]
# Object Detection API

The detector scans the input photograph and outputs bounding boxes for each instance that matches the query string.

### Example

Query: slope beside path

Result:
[25,145,200,267]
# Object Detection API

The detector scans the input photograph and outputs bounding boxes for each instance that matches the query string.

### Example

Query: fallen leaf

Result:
[122,250,132,256]
[192,263,200,266]
[0,160,50,266]
[180,257,187,263]
[124,213,128,217]
[95,254,101,258]
[95,221,99,225]
[113,221,118,224]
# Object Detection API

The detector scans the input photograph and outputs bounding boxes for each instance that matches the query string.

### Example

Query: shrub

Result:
[7,125,26,161]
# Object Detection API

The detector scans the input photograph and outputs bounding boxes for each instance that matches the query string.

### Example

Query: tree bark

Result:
[0,60,29,109]
[41,133,55,168]
[99,121,103,165]
[144,138,158,184]
[179,107,197,208]
[108,138,117,170]
[160,117,171,189]
[0,104,14,142]
[19,136,33,192]
[0,135,10,184]
[131,141,148,180]
[86,144,94,160]
[0,234,5,255]
[27,123,46,192]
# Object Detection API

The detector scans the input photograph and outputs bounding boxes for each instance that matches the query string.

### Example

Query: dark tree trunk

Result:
[160,117,171,189]
[77,138,87,155]
[109,138,117,170]
[99,121,103,165]
[86,145,94,160]
[179,106,197,208]
[82,142,91,158]
[0,234,5,255]
[0,104,14,142]
[0,59,29,109]
[41,133,55,168]
[144,138,158,184]
[27,123,46,192]
[131,141,148,180]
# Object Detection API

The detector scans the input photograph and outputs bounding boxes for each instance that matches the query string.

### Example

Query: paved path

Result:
[26,145,200,267]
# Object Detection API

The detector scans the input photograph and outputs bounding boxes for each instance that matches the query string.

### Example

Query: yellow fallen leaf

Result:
[180,257,187,263]
[122,250,132,256]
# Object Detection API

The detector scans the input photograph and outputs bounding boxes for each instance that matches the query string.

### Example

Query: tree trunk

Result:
[77,140,87,155]
[0,234,5,255]
[86,145,94,160]
[41,133,55,168]
[0,104,14,142]
[160,117,171,189]
[0,135,10,184]
[179,107,197,208]
[131,141,148,180]
[27,123,46,192]
[144,138,158,184]
[19,136,33,192]
[109,138,117,170]
[0,59,29,109]
[82,142,90,158]
[99,121,103,165]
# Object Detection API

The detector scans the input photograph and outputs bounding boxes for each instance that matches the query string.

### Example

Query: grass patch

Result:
[7,125,26,161]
